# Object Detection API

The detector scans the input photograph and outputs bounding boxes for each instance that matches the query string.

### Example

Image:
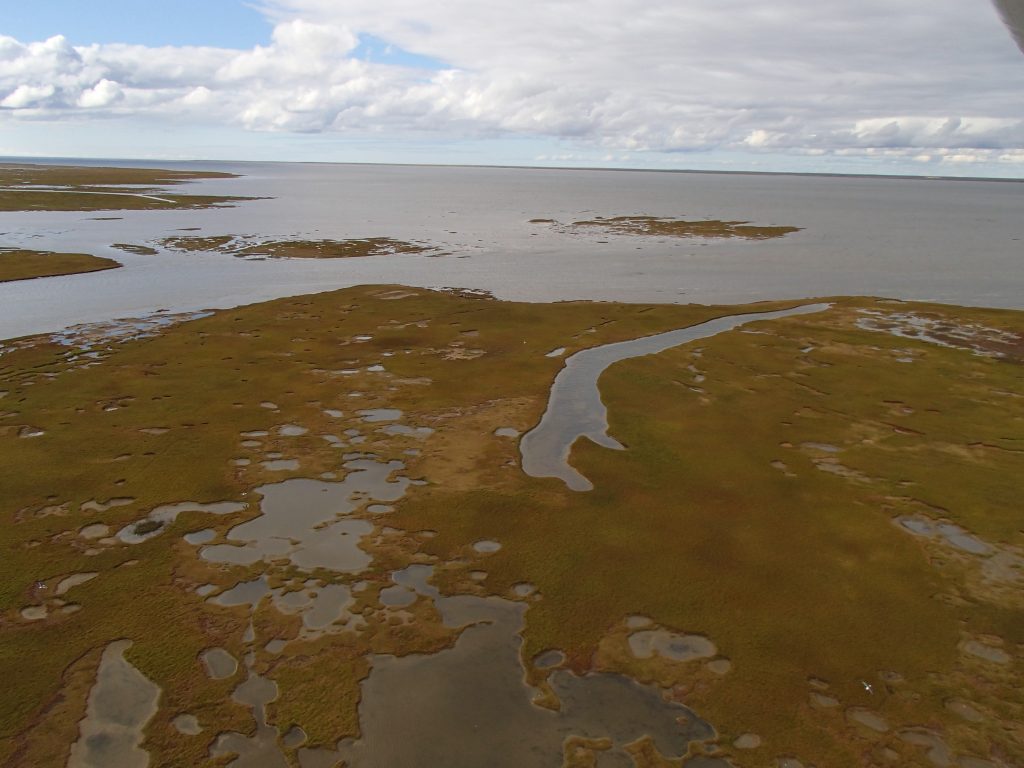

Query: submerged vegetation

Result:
[536,215,802,240]
[112,243,159,256]
[0,249,121,283]
[0,164,254,212]
[132,520,163,536]
[157,235,436,259]
[0,285,1020,767]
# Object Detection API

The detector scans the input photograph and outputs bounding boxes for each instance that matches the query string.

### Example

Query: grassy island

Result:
[0,249,121,283]
[534,215,802,240]
[0,164,255,212]
[157,235,434,259]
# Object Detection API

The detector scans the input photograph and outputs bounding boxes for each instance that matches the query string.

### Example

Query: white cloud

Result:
[181,86,213,106]
[1,82,56,108]
[77,78,123,108]
[1,1,1023,170]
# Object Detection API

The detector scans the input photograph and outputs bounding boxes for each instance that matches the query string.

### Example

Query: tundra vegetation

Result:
[0,284,1020,767]
[0,249,121,283]
[533,215,802,240]
[156,235,435,259]
[0,164,252,212]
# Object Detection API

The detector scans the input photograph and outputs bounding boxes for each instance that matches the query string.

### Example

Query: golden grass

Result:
[0,285,732,764]
[0,287,1020,767]
[393,298,1024,766]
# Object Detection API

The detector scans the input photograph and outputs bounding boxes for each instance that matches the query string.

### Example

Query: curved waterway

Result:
[521,303,831,491]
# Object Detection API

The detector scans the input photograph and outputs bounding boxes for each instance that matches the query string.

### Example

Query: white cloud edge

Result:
[1,0,1023,170]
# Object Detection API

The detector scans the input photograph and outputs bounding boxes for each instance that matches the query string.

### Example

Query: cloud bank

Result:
[1,0,1022,170]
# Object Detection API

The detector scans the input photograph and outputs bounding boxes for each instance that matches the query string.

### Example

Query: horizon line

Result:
[1,153,1022,184]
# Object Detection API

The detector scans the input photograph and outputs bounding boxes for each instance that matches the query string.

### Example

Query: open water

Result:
[1,160,1021,340]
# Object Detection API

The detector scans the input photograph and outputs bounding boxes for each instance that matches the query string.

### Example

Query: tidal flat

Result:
[0,282,1021,768]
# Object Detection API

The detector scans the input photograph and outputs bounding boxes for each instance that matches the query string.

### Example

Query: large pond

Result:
[1,160,1022,339]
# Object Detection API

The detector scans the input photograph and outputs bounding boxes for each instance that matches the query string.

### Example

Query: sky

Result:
[0,0,1022,177]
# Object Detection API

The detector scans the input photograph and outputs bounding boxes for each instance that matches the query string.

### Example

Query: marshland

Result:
[0,162,1021,768]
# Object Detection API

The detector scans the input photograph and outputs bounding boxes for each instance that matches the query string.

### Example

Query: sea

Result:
[1,160,1021,340]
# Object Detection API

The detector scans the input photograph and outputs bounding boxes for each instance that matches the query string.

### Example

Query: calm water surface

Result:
[1,161,1021,340]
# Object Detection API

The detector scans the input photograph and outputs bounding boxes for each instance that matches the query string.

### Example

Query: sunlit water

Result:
[1,160,1022,340]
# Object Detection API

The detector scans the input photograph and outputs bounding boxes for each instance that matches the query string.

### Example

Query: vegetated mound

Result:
[534,214,801,240]
[112,244,159,256]
[158,235,436,259]
[0,248,121,282]
[0,163,255,212]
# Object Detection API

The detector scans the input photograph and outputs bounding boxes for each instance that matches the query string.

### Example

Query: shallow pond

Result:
[330,566,717,767]
[67,640,160,768]
[628,629,717,662]
[117,500,245,544]
[210,656,286,768]
[201,459,408,572]
[201,648,238,680]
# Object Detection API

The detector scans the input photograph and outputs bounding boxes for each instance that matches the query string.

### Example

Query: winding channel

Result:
[520,303,831,491]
